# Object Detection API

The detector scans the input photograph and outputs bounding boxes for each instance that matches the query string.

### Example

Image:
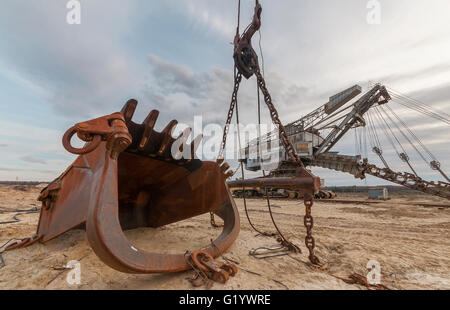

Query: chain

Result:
[254,67,320,265]
[211,69,242,228]
[236,80,276,238]
[218,70,243,160]
[216,62,321,265]
[256,80,300,253]
[209,212,223,228]
[254,69,304,168]
[184,251,213,288]
[304,195,320,265]
[330,273,390,290]
[219,0,320,266]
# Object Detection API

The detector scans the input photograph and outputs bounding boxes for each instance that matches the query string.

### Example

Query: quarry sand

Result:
[0,185,449,290]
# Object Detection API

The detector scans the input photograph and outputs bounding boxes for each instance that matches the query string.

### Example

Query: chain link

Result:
[304,195,320,265]
[254,69,304,168]
[211,70,243,229]
[184,251,213,288]
[254,67,320,265]
[209,212,223,228]
[217,62,321,265]
[219,0,320,265]
[218,71,243,160]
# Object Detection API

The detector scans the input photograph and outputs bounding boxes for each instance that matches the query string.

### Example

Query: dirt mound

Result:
[12,185,31,192]
[34,183,49,190]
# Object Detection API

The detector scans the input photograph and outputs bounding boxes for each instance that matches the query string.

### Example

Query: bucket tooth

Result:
[220,162,233,179]
[220,163,230,173]
[172,127,192,160]
[121,99,138,122]
[158,120,178,157]
[32,99,240,274]
[138,110,159,151]
[190,134,203,160]
[225,170,234,179]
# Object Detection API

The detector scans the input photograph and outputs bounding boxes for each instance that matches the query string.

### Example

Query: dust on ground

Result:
[0,185,449,290]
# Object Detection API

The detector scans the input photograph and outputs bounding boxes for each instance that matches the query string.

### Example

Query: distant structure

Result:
[368,188,389,200]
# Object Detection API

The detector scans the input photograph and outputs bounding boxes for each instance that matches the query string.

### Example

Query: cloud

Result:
[0,120,70,181]
[0,167,15,172]
[0,166,55,174]
[19,155,47,165]
[145,54,313,125]
[407,83,450,107]
[144,51,450,185]
[0,1,142,120]
[1,0,450,185]
[148,55,199,94]
[375,63,450,87]
[0,144,7,147]
[144,54,235,124]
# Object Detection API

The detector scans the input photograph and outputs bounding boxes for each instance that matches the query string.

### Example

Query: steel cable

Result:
[386,103,437,162]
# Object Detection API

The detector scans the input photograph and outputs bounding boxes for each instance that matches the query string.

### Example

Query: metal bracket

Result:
[62,112,130,155]
[190,250,237,284]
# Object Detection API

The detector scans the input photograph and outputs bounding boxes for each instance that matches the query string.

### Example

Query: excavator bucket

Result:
[33,99,240,274]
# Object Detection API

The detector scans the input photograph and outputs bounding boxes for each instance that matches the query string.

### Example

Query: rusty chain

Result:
[214,0,321,266]
[210,70,243,228]
[303,195,320,265]
[254,67,321,265]
[218,70,243,160]
[209,212,223,228]
[215,63,321,264]
[330,273,390,290]
[254,69,304,168]
[184,251,213,288]
[255,81,301,252]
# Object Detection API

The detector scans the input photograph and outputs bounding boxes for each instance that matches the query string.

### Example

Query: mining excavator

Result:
[230,83,450,201]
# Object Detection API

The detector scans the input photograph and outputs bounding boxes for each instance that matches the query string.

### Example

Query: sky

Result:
[0,0,449,186]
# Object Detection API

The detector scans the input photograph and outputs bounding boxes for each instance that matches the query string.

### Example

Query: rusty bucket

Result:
[34,99,240,274]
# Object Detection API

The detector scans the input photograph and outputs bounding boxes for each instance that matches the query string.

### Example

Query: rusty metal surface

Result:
[363,163,450,200]
[32,100,240,274]
[186,250,238,287]
[233,1,261,79]
[331,273,390,290]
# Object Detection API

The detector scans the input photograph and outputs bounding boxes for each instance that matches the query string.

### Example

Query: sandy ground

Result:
[0,185,449,290]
